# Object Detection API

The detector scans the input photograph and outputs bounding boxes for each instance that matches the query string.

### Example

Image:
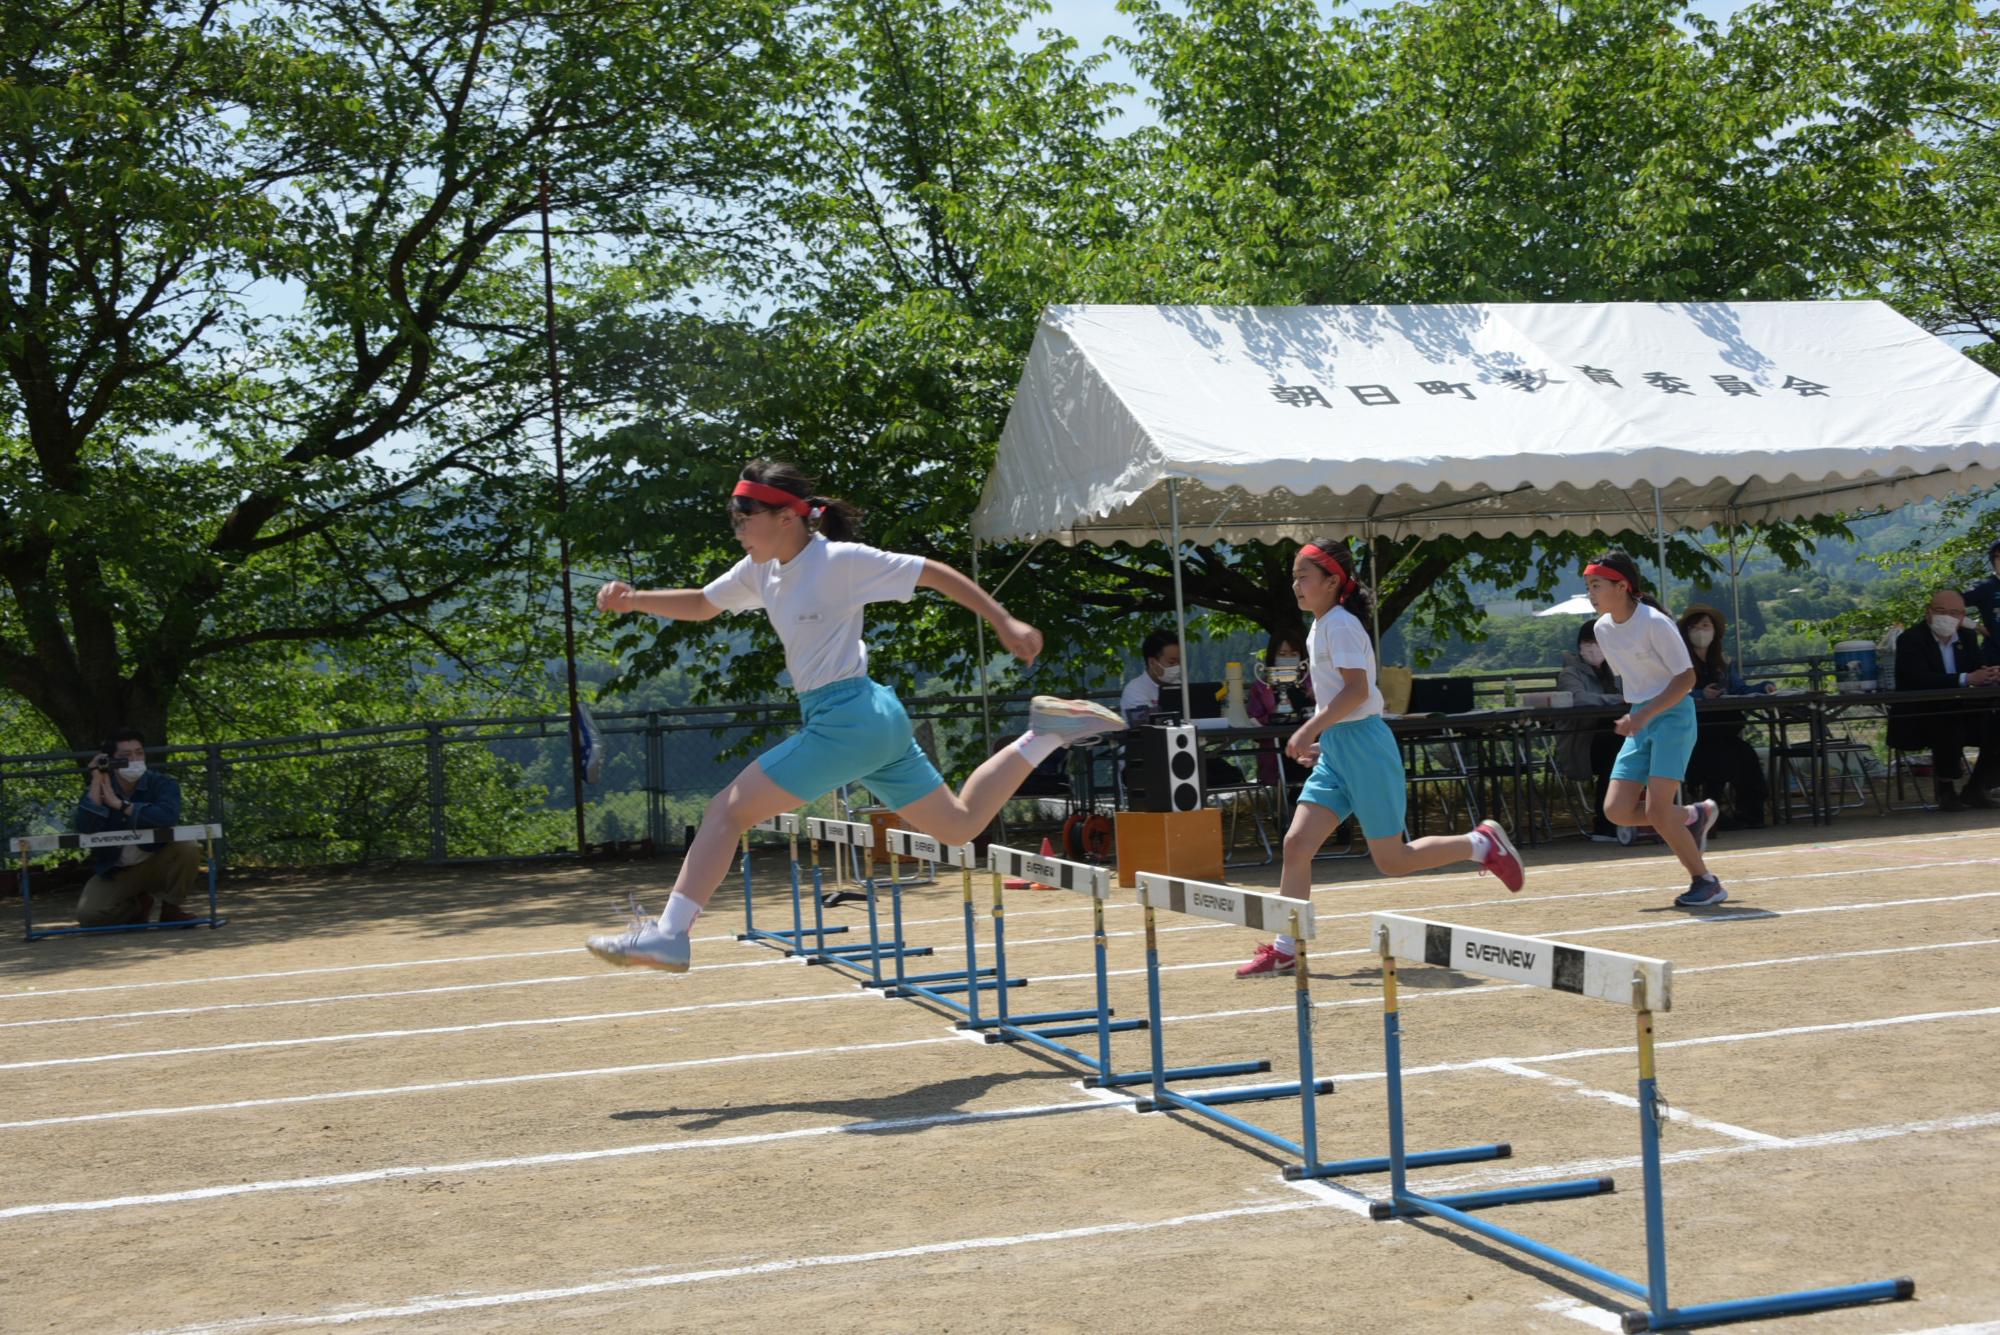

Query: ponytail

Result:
[738,459,863,542]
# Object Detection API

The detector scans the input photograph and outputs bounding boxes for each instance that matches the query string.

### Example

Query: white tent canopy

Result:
[971,301,2000,547]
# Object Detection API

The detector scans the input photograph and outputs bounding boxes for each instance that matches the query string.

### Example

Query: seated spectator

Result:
[1554,621,1624,840]
[1679,603,1774,829]
[1965,538,2000,667]
[74,728,202,926]
[1119,628,1181,725]
[1247,632,1315,789]
[1888,589,2000,811]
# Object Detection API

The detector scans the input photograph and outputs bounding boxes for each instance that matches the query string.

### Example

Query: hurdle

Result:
[787,816,932,986]
[1131,875,1512,1181]
[962,843,1145,1080]
[14,824,226,941]
[1367,912,1914,1331]
[871,828,1021,1017]
[736,814,856,957]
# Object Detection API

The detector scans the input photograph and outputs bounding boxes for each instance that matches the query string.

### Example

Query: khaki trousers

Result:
[76,842,204,928]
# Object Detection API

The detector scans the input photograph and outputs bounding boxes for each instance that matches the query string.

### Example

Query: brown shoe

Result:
[1938,783,1967,812]
[158,902,200,924]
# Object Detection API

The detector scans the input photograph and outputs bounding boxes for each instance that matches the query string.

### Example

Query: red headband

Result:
[1300,544,1355,601]
[732,480,812,517]
[1583,562,1632,587]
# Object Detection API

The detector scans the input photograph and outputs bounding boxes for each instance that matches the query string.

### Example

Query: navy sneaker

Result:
[1674,875,1728,908]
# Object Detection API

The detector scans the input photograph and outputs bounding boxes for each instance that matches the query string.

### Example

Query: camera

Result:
[88,751,119,773]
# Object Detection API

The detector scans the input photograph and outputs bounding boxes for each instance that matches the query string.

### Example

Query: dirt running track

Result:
[3,813,1998,1334]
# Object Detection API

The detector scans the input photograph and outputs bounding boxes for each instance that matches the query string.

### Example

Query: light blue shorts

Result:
[1296,715,1408,839]
[759,676,946,809]
[1610,695,1697,784]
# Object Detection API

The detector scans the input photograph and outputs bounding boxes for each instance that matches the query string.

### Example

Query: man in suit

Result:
[1964,538,2000,668]
[1889,589,2000,811]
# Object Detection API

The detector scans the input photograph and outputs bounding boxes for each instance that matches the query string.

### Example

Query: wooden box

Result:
[1114,809,1224,888]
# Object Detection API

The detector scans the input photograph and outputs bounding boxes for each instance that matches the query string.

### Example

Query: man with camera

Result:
[74,728,202,927]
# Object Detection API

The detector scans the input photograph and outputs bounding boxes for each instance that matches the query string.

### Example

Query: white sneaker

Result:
[1688,799,1721,852]
[584,896,691,972]
[1028,696,1126,742]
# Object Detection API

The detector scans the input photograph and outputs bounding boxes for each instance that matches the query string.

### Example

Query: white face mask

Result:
[1687,626,1715,651]
[1579,644,1606,667]
[118,760,145,781]
[1930,614,1961,640]
[1157,664,1183,687]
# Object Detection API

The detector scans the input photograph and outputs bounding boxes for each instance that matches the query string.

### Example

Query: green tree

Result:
[1,0,793,749]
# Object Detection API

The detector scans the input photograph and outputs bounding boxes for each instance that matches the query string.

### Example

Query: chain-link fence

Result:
[0,691,1048,869]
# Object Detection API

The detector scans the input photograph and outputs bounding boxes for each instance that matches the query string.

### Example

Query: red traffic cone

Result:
[1004,836,1060,890]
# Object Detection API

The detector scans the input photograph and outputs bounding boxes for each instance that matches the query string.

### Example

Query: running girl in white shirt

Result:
[585,460,1124,971]
[1584,549,1725,907]
[1237,539,1525,978]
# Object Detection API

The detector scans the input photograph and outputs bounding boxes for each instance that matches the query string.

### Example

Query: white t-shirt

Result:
[1309,605,1384,721]
[1593,603,1693,704]
[1120,672,1161,722]
[702,535,926,694]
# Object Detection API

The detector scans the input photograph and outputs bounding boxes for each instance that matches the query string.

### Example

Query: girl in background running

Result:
[1584,550,1725,906]
[1237,539,1524,978]
[585,460,1124,972]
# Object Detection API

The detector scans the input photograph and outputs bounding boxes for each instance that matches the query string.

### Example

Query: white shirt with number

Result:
[702,534,926,694]
[1309,605,1384,721]
[1593,603,1693,704]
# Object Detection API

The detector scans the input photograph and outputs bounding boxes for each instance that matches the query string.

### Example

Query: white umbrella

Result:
[1534,593,1596,618]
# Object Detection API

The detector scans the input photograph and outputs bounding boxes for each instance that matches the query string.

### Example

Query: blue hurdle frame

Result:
[786,817,933,987]
[870,829,1019,1016]
[1130,875,1511,1180]
[1367,913,1914,1332]
[736,814,856,957]
[959,844,1145,1081]
[17,824,227,942]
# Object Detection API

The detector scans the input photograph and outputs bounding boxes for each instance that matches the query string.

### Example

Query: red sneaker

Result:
[1235,942,1297,978]
[1475,820,1524,892]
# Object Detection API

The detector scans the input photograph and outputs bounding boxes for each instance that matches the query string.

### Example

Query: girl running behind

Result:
[1237,539,1524,978]
[1584,549,1724,907]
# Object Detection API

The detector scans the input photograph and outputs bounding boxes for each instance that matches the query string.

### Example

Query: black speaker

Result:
[1125,723,1204,812]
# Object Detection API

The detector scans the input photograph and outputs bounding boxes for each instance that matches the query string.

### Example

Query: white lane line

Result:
[1537,1297,1628,1331]
[130,1197,1327,1334]
[1275,1174,1376,1217]
[7,939,1992,1131]
[0,903,1113,1003]
[13,861,1993,1040]
[0,1037,968,1130]
[0,1096,1118,1221]
[1484,1061,1787,1144]
[117,1106,2000,1333]
[1412,1109,2000,1196]
[8,1017,1994,1225]
[1323,1006,2000,1085]
[0,990,877,1073]
[11,827,1994,1004]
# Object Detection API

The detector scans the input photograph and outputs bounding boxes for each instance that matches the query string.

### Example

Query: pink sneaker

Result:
[1475,820,1524,892]
[1235,942,1297,978]
[1687,799,1720,852]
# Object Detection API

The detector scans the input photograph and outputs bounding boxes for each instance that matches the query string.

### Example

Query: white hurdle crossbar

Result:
[1367,912,1913,1332]
[13,823,226,940]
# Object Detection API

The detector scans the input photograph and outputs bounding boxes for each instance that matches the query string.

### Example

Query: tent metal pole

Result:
[971,537,994,763]
[1364,522,1383,646]
[1653,486,1671,608]
[1727,517,1746,666]
[1168,479,1195,721]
